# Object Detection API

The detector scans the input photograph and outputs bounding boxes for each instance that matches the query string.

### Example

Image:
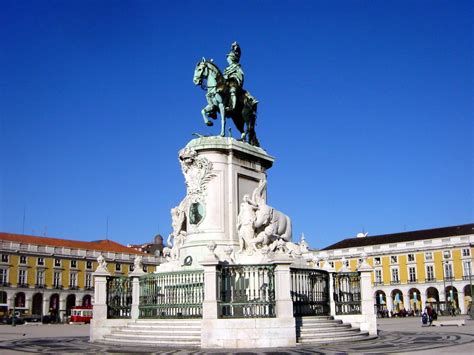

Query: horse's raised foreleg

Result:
[201,106,213,126]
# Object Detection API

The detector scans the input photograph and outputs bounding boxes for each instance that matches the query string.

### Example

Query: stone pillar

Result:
[129,268,145,320]
[200,257,220,319]
[359,267,376,317]
[25,295,32,314]
[459,290,466,314]
[419,292,424,313]
[42,294,49,317]
[358,261,377,334]
[322,262,336,316]
[272,257,294,319]
[386,293,393,315]
[403,293,410,311]
[92,269,111,321]
[59,295,67,322]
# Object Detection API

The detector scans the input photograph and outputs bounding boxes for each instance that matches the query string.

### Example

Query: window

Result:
[18,269,26,285]
[19,255,27,264]
[85,273,92,288]
[408,266,416,282]
[36,270,44,286]
[129,264,135,272]
[444,262,453,279]
[407,254,415,262]
[374,257,381,265]
[1,254,8,263]
[443,250,451,259]
[53,272,61,287]
[37,257,44,266]
[375,269,382,283]
[0,268,7,284]
[143,265,148,272]
[115,263,121,272]
[463,261,472,277]
[425,252,433,261]
[70,260,77,268]
[426,265,435,281]
[54,258,61,267]
[462,248,471,257]
[86,261,92,269]
[69,272,77,288]
[391,268,399,282]
[391,255,398,264]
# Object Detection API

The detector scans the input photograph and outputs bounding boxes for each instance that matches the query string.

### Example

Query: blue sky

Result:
[1,0,472,249]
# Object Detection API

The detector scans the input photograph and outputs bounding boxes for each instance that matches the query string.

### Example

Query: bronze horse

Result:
[193,59,259,146]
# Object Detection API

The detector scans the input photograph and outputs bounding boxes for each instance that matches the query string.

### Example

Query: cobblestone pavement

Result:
[0,317,473,354]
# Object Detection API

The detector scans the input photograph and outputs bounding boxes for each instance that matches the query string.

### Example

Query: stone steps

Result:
[296,316,373,344]
[101,319,202,347]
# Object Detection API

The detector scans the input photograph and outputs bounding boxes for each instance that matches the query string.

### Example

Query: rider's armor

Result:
[224,42,244,111]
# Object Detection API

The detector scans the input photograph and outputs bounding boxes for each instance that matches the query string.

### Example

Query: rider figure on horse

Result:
[223,42,258,112]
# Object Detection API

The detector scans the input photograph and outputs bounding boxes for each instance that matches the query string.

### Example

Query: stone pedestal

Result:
[179,137,274,266]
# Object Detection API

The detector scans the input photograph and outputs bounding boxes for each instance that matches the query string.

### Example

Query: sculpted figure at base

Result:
[237,194,258,254]
[163,206,187,261]
[193,42,259,146]
[237,179,294,256]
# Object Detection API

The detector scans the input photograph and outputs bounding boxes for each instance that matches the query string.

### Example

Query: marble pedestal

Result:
[178,137,274,267]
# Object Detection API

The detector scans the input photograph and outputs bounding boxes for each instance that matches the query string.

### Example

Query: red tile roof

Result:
[0,232,144,255]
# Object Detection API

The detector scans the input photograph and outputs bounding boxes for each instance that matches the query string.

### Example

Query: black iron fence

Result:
[106,276,132,319]
[218,264,275,318]
[290,268,330,317]
[138,271,204,318]
[333,272,361,315]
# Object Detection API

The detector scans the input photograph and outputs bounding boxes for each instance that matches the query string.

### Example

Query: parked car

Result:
[3,316,26,325]
[41,315,56,324]
[23,315,42,323]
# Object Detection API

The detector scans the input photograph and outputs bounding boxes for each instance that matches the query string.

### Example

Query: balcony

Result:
[53,285,63,290]
[463,275,473,281]
[34,284,45,289]
[85,286,94,291]
[373,281,384,286]
[0,282,10,287]
[390,280,400,285]
[444,276,455,282]
[18,283,29,288]
[425,277,436,283]
[408,279,418,284]
[68,285,79,290]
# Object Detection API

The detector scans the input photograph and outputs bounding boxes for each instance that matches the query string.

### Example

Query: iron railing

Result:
[333,272,361,315]
[218,264,275,318]
[290,268,330,316]
[106,276,132,319]
[139,271,204,318]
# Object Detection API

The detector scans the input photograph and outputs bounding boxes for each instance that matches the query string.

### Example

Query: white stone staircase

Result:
[296,316,374,344]
[101,319,202,347]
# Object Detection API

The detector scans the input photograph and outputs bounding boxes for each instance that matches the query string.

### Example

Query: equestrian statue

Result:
[193,42,260,146]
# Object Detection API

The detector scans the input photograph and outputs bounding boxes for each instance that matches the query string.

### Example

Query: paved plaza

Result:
[0,316,473,354]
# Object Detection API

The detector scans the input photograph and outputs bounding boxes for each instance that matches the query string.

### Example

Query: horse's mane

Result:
[205,60,222,77]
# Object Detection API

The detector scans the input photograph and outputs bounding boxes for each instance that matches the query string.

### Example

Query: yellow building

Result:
[318,223,474,315]
[0,232,159,321]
